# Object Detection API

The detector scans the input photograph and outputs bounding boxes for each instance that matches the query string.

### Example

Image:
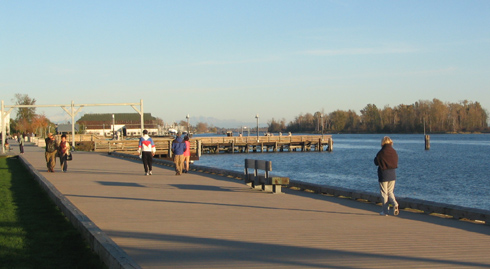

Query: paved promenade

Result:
[6,141,490,268]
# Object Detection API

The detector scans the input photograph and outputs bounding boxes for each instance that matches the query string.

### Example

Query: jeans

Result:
[60,154,68,172]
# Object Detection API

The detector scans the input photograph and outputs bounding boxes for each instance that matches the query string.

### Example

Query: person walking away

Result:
[4,137,9,152]
[138,130,156,175]
[183,135,191,173]
[374,136,399,216]
[58,134,71,172]
[19,134,25,154]
[172,132,187,175]
[45,133,58,172]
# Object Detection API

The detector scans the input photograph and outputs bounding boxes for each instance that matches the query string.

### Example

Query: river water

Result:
[194,134,490,211]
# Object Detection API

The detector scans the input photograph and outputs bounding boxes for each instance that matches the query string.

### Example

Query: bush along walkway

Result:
[0,156,106,269]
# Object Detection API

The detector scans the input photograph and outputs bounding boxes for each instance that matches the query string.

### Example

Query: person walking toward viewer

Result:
[172,132,187,175]
[374,136,399,216]
[138,130,156,175]
[183,135,191,173]
[18,134,25,154]
[58,134,71,172]
[45,133,58,172]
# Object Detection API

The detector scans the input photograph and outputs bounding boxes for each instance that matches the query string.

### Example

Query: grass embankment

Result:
[0,157,106,268]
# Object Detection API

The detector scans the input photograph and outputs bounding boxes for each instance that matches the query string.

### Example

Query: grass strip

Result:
[0,156,106,268]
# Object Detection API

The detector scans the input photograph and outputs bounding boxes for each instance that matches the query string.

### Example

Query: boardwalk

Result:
[7,141,490,268]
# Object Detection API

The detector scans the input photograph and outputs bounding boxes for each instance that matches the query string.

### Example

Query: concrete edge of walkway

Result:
[17,154,141,269]
[110,152,490,225]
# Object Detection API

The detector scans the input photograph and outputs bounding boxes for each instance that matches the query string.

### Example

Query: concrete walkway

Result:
[8,141,490,268]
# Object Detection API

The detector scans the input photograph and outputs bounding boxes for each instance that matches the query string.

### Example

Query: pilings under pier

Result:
[200,135,333,154]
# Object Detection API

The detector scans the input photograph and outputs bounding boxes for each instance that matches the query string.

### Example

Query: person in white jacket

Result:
[138,130,156,175]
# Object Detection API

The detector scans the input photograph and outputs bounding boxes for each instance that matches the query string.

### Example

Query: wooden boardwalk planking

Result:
[14,142,490,269]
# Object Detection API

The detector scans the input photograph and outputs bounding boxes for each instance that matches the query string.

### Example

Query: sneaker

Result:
[145,172,149,176]
[149,171,152,175]
[379,212,388,216]
[394,206,399,216]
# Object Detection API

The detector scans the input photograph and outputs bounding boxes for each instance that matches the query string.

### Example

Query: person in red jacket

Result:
[183,135,191,173]
[374,136,399,216]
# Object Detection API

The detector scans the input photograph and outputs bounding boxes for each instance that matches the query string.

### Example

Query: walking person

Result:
[374,136,399,216]
[138,130,156,176]
[18,134,25,154]
[171,132,187,175]
[45,133,58,172]
[58,134,71,172]
[183,135,191,173]
[4,137,9,152]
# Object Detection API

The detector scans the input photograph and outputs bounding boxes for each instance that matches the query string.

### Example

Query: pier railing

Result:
[93,135,333,157]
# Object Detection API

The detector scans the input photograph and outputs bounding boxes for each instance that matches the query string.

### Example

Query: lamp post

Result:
[112,114,115,139]
[186,114,190,134]
[255,114,259,142]
[320,114,324,140]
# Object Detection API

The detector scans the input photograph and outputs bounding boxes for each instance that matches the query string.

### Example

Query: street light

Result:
[255,114,259,142]
[112,114,115,139]
[320,114,324,140]
[186,114,190,134]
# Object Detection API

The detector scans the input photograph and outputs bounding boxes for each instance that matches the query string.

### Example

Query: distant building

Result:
[77,113,159,137]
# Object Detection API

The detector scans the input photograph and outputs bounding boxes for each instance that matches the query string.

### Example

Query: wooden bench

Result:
[244,159,289,194]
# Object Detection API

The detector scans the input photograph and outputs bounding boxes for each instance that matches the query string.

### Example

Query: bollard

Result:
[327,138,333,152]
[425,135,430,150]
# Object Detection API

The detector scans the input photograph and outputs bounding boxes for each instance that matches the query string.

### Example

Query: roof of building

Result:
[57,124,80,133]
[77,113,157,122]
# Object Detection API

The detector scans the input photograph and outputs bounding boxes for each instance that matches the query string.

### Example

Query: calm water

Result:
[195,134,490,211]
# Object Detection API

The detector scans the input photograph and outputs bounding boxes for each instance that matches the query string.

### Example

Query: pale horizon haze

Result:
[1,1,489,128]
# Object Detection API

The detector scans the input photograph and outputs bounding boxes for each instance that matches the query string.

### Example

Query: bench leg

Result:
[263,184,273,192]
[253,179,262,190]
[272,185,283,194]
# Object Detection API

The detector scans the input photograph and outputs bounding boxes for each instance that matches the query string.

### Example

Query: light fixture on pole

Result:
[112,114,115,139]
[255,114,259,142]
[320,114,324,140]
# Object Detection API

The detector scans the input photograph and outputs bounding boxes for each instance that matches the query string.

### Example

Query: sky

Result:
[1,0,490,128]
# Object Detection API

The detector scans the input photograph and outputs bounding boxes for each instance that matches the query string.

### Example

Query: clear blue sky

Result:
[2,0,489,127]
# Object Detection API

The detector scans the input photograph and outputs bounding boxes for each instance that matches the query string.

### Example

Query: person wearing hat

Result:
[171,132,187,175]
[45,133,58,172]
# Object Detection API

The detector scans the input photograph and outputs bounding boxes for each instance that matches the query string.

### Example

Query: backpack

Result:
[46,140,56,153]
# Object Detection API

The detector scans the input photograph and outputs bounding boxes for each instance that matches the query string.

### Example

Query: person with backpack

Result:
[138,130,156,176]
[171,132,187,175]
[45,133,58,172]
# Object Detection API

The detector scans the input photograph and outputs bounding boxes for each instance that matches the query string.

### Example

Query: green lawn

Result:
[0,157,106,268]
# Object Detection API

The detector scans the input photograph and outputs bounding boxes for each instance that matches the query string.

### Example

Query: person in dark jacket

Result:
[374,136,399,216]
[172,132,187,175]
[45,133,58,172]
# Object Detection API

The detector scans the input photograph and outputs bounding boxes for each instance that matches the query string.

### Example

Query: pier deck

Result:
[8,142,490,268]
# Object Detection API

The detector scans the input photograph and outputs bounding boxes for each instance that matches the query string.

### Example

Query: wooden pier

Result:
[198,135,333,154]
[91,135,333,158]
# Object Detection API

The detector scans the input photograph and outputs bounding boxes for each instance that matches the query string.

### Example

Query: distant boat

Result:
[168,129,177,134]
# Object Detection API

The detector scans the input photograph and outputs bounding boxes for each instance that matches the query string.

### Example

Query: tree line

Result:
[8,94,56,137]
[268,99,489,134]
